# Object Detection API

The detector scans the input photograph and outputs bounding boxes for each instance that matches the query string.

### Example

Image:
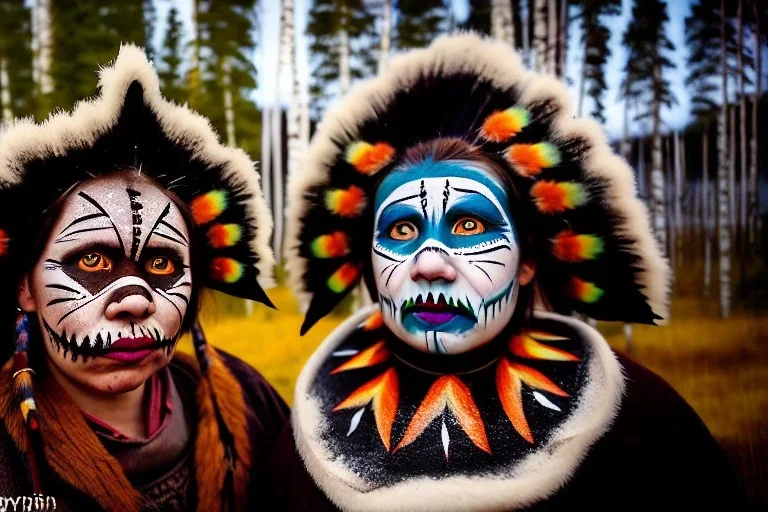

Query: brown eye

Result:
[78,253,113,272]
[389,221,418,241]
[146,256,176,275]
[453,217,485,235]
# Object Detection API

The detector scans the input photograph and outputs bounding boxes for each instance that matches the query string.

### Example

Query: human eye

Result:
[77,251,114,272]
[452,216,486,236]
[388,220,419,241]
[145,255,176,275]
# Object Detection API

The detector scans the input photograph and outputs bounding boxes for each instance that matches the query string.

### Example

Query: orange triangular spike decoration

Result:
[361,309,384,331]
[508,362,570,397]
[333,369,399,451]
[509,332,580,362]
[331,341,391,374]
[527,330,569,342]
[395,375,490,454]
[496,358,533,443]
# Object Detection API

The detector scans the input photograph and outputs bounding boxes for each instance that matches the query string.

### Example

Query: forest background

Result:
[1,0,767,505]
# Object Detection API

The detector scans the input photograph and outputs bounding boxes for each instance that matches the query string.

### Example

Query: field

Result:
[180,277,768,504]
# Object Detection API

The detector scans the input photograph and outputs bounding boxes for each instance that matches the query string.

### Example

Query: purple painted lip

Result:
[414,311,458,325]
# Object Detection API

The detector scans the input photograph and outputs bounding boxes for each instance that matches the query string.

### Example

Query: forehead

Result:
[374,159,509,207]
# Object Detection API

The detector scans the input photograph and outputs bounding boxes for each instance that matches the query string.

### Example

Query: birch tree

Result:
[491,0,515,46]
[547,0,557,73]
[718,0,731,317]
[749,2,762,244]
[737,0,747,235]
[533,0,547,72]
[378,0,392,74]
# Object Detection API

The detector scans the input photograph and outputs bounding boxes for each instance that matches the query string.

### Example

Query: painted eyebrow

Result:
[451,187,483,195]
[57,212,107,238]
[76,191,126,253]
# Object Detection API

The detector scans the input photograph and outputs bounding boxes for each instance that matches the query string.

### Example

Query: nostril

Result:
[105,285,155,320]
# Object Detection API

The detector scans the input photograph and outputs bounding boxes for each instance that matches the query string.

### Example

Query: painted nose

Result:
[410,249,457,283]
[105,285,156,320]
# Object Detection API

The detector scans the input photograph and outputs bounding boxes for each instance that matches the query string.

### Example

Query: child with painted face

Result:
[0,46,306,511]
[286,35,743,511]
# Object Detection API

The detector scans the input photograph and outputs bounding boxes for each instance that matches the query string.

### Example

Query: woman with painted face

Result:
[285,35,744,510]
[0,46,302,511]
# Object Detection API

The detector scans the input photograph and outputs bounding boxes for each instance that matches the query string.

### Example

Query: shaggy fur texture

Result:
[292,305,625,511]
[0,44,274,290]
[285,33,670,331]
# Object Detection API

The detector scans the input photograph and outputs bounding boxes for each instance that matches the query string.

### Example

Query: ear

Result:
[518,260,536,286]
[17,276,37,313]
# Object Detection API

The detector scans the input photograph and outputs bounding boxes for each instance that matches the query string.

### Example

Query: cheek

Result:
[456,250,519,296]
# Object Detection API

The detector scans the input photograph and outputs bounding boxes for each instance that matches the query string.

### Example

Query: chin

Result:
[48,347,173,395]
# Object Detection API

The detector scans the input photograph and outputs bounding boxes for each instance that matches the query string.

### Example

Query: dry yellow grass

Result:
[180,286,767,503]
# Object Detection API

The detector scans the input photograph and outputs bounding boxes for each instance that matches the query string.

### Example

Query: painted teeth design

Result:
[401,292,476,320]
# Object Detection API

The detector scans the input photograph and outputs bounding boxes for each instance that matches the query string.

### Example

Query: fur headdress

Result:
[285,33,670,334]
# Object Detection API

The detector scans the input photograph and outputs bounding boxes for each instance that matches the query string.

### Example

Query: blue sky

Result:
[154,0,696,139]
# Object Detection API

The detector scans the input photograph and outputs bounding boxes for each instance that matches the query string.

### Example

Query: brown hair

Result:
[365,137,539,331]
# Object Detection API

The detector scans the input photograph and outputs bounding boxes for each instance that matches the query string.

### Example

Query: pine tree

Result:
[49,0,147,113]
[395,0,448,50]
[0,0,35,120]
[158,6,185,104]
[306,0,376,118]
[574,0,620,123]
[622,0,676,256]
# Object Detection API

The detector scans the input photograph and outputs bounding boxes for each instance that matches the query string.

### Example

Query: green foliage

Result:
[49,0,147,114]
[395,0,449,50]
[574,0,621,123]
[460,0,491,35]
[158,6,185,104]
[306,0,377,117]
[0,0,35,118]
[620,0,677,122]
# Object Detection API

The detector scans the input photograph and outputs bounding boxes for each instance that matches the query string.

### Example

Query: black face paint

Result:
[127,188,143,260]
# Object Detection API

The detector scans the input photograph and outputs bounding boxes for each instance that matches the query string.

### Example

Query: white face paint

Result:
[29,174,192,368]
[372,160,520,355]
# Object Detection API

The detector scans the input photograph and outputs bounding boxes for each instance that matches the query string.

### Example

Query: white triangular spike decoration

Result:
[441,417,450,460]
[347,407,365,436]
[332,349,359,357]
[533,391,562,412]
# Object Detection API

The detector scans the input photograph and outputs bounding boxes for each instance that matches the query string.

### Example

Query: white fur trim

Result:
[284,32,669,320]
[293,304,625,511]
[0,44,275,288]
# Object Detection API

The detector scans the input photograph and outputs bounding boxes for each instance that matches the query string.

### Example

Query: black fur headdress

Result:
[286,33,670,334]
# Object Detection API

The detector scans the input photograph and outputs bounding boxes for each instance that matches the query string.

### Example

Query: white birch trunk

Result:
[577,45,586,116]
[31,0,40,88]
[534,0,547,72]
[749,9,761,244]
[728,104,736,229]
[558,0,568,77]
[674,131,683,243]
[339,5,351,96]
[491,0,515,46]
[522,0,531,66]
[222,59,236,147]
[703,129,711,295]
[378,0,392,74]
[0,59,11,123]
[547,0,557,74]
[638,136,646,199]
[283,0,301,184]
[650,64,666,256]
[718,0,731,317]
[271,106,284,266]
[38,0,53,95]
[261,106,272,225]
[738,0,748,235]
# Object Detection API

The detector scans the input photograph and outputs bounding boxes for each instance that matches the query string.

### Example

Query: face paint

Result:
[372,159,520,355]
[29,175,192,365]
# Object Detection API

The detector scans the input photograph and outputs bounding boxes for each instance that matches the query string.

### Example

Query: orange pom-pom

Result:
[325,186,367,217]
[531,181,588,213]
[328,263,361,293]
[346,141,396,175]
[210,257,244,283]
[311,231,350,258]
[552,231,604,262]
[191,190,228,225]
[506,143,560,176]
[480,107,530,142]
[207,224,242,249]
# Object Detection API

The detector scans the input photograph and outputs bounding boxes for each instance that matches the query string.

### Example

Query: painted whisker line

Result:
[54,225,113,243]
[153,232,188,246]
[159,220,189,243]
[461,245,513,256]
[373,247,404,263]
[386,262,403,287]
[472,264,494,283]
[46,283,79,293]
[156,288,183,321]
[143,203,172,256]
[78,191,126,253]
[168,281,192,290]
[57,282,120,325]
[57,212,106,237]
[167,292,190,305]
[46,296,83,306]
[469,259,506,266]
[380,263,396,276]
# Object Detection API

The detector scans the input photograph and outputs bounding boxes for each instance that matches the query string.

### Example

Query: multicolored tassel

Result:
[480,107,530,142]
[210,257,244,283]
[506,142,561,176]
[531,181,588,213]
[346,141,396,175]
[191,190,228,225]
[327,263,361,293]
[552,231,604,262]
[207,224,242,249]
[13,313,39,431]
[325,186,367,217]
[567,277,604,303]
[311,232,350,258]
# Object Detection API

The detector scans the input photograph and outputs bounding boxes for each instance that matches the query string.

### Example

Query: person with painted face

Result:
[285,35,744,510]
[0,46,301,511]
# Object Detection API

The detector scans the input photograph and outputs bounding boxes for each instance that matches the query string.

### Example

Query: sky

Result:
[153,0,697,139]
